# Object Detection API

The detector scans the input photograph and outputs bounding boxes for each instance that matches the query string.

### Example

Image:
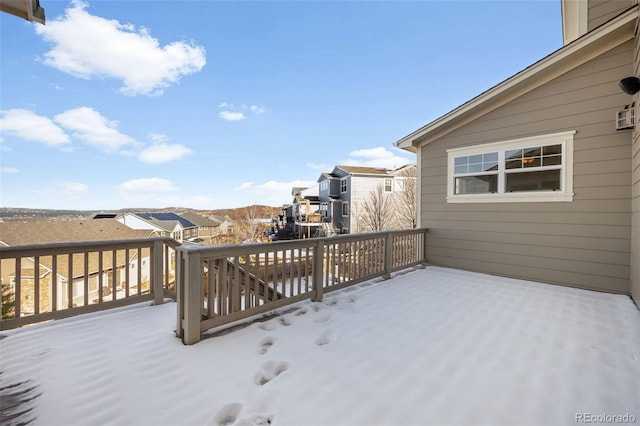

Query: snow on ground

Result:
[1,266,639,426]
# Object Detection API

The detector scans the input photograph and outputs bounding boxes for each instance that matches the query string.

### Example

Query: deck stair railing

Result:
[177,228,427,344]
[0,237,179,330]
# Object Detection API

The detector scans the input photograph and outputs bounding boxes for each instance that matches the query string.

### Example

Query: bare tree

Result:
[357,184,396,232]
[394,166,417,229]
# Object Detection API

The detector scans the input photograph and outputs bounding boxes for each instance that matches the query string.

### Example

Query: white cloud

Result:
[249,105,266,115]
[235,179,316,205]
[219,111,246,121]
[54,107,136,152]
[0,109,70,147]
[341,147,414,169]
[148,133,169,143]
[218,102,266,121]
[35,0,206,96]
[36,181,88,196]
[115,177,179,194]
[1,167,19,174]
[138,143,192,164]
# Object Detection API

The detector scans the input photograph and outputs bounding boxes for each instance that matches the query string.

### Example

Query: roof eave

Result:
[0,0,45,24]
[394,6,637,151]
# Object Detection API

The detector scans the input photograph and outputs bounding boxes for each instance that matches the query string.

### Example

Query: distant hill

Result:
[0,205,281,222]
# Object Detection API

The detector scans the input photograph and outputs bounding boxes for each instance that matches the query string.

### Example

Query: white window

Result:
[320,180,329,192]
[447,131,575,203]
[342,202,349,217]
[340,178,348,193]
[384,178,393,192]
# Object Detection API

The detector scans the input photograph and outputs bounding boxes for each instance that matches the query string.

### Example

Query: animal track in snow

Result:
[258,337,275,355]
[254,361,289,386]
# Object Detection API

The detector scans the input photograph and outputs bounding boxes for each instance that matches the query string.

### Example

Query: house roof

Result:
[335,165,390,176]
[0,219,152,246]
[395,5,638,152]
[178,211,221,228]
[136,212,197,229]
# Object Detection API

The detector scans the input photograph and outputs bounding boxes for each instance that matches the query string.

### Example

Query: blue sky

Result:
[0,0,562,210]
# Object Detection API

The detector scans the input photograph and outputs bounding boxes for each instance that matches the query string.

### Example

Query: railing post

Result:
[422,228,429,264]
[152,240,164,305]
[312,238,324,302]
[180,247,202,345]
[383,232,393,279]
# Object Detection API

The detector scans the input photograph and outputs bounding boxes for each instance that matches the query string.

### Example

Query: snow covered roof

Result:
[2,266,639,425]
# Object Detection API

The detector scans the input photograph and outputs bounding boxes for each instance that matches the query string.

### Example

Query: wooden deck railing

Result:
[177,228,427,344]
[0,238,179,330]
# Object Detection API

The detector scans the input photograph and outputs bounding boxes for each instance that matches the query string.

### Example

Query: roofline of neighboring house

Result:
[118,212,175,233]
[394,5,638,153]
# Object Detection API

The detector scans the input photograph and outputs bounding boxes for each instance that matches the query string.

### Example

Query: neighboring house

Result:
[178,211,222,245]
[280,186,323,239]
[318,164,417,234]
[0,220,152,313]
[210,216,234,236]
[395,0,639,306]
[117,212,198,243]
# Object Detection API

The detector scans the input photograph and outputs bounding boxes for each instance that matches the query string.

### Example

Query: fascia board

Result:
[395,7,637,152]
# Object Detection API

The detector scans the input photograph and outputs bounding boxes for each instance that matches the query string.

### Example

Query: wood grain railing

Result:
[0,238,179,330]
[177,228,427,344]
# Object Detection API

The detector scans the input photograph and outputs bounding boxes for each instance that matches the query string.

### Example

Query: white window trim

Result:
[340,177,348,193]
[384,178,393,193]
[342,201,349,217]
[446,130,575,203]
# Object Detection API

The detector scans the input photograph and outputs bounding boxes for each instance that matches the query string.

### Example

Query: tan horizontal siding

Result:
[419,39,634,294]
[426,227,630,252]
[588,0,634,31]
[425,254,630,294]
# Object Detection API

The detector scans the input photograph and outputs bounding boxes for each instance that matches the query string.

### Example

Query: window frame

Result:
[342,201,349,217]
[384,178,393,193]
[446,130,575,203]
[340,177,348,193]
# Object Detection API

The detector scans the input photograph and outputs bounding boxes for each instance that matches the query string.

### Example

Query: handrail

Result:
[177,228,428,344]
[1,237,179,330]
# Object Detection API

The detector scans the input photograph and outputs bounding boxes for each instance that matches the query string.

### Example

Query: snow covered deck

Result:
[1,266,639,425]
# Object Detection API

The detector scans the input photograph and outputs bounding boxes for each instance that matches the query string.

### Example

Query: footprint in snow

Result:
[277,317,291,327]
[294,308,307,316]
[213,402,243,426]
[258,337,275,355]
[313,316,330,324]
[254,361,289,386]
[315,331,333,347]
[258,323,275,332]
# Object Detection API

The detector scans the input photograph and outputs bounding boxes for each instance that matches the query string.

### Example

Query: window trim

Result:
[340,177,348,193]
[384,178,393,193]
[446,130,575,203]
[342,201,349,217]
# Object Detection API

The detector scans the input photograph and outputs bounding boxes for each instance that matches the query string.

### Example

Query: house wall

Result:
[419,40,634,294]
[631,11,640,306]
[117,215,164,233]
[348,175,389,232]
[588,0,634,31]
